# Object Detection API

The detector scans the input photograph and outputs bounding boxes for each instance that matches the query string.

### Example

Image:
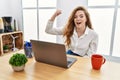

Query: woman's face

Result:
[74,10,87,28]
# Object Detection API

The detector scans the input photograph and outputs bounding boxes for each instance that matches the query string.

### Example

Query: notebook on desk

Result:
[30,40,77,68]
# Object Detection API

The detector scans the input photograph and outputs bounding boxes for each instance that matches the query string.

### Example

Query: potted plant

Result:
[3,45,9,53]
[9,53,28,71]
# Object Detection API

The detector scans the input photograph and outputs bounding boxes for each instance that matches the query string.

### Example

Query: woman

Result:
[45,6,98,57]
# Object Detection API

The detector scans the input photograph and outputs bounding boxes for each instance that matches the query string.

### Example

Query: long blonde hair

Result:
[63,6,93,47]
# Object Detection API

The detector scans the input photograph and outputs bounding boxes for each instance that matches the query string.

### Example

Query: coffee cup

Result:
[91,54,106,70]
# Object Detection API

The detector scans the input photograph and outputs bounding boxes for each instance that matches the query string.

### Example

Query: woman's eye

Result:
[80,16,83,18]
[74,16,77,18]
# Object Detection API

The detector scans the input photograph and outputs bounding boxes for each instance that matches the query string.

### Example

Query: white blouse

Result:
[45,20,98,56]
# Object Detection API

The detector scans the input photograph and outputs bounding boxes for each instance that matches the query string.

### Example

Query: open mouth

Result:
[76,22,81,25]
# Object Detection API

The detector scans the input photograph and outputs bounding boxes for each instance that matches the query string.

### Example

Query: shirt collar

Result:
[74,27,90,38]
[84,27,90,35]
[74,27,90,35]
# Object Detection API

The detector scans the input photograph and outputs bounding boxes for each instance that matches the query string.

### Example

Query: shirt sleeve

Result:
[87,33,99,57]
[45,20,64,35]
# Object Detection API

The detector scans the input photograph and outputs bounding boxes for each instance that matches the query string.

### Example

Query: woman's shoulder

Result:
[88,28,98,37]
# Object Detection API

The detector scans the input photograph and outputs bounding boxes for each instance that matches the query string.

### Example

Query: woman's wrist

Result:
[49,14,56,21]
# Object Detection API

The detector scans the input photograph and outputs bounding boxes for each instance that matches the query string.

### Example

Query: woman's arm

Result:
[87,33,99,57]
[45,10,64,35]
[49,9,61,21]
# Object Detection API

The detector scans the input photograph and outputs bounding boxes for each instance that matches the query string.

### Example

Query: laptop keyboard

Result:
[67,61,72,65]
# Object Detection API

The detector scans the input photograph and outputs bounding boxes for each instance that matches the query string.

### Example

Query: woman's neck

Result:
[76,26,86,37]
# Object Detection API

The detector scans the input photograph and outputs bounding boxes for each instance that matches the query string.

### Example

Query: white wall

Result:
[10,0,23,30]
[0,0,23,31]
[56,0,87,43]
[0,0,10,17]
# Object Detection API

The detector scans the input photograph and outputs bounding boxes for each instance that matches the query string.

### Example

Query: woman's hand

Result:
[50,9,62,21]
[54,9,62,16]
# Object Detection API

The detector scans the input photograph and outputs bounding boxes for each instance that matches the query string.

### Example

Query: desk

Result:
[0,50,120,80]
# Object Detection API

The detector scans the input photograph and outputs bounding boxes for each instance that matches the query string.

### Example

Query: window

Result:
[88,8,114,55]
[88,0,120,59]
[119,0,120,5]
[22,0,57,42]
[88,0,115,6]
[23,10,37,41]
[38,0,56,7]
[113,9,120,57]
[22,0,36,8]
[38,9,56,42]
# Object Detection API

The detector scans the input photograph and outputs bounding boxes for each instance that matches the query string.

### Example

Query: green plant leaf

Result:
[9,53,28,66]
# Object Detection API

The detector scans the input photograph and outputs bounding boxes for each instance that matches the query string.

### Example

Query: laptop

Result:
[30,40,77,68]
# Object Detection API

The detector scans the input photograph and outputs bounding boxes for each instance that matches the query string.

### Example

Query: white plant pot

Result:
[12,65,25,72]
[3,49,9,53]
